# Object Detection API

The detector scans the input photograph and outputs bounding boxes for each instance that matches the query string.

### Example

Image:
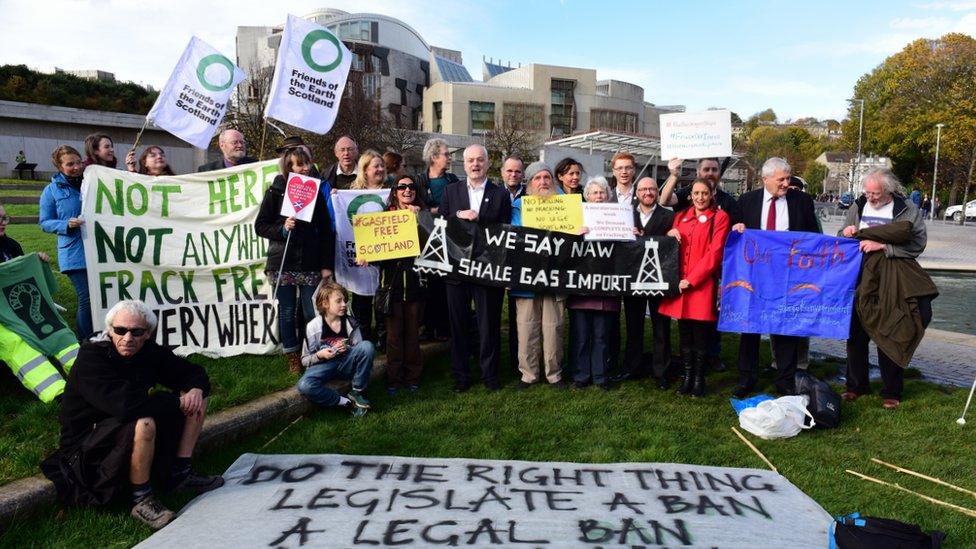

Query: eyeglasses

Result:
[112,326,148,337]
[396,184,418,191]
[637,188,658,194]
[0,215,10,224]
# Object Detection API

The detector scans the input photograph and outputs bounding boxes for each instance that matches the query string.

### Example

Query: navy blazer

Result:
[440,178,512,225]
[737,188,820,233]
[632,204,675,236]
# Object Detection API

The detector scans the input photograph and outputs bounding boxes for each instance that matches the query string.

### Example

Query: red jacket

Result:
[658,206,730,322]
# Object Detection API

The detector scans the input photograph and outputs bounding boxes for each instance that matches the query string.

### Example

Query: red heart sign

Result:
[287,176,318,213]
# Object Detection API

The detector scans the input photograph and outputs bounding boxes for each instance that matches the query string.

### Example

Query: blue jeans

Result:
[276,284,316,353]
[570,309,613,385]
[65,269,93,341]
[297,341,375,407]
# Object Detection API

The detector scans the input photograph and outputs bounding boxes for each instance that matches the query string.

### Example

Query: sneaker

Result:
[348,390,371,409]
[351,406,368,418]
[841,391,860,402]
[131,494,175,530]
[882,399,901,409]
[171,471,225,495]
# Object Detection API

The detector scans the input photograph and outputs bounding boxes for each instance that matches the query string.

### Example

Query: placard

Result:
[279,172,321,222]
[522,194,583,234]
[660,110,733,160]
[583,202,636,241]
[353,210,420,262]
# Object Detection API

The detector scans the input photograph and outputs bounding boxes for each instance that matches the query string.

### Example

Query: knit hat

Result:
[524,161,552,181]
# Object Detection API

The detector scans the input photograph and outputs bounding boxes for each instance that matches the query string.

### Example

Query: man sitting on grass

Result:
[41,300,223,530]
[298,281,375,416]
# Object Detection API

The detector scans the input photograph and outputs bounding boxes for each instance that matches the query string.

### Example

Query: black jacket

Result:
[0,235,24,262]
[57,339,211,448]
[322,162,358,190]
[737,187,820,233]
[675,185,743,225]
[415,170,460,208]
[633,204,675,236]
[196,156,258,173]
[255,173,336,273]
[378,256,427,302]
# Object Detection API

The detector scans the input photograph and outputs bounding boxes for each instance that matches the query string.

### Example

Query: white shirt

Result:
[465,178,487,215]
[762,189,789,231]
[338,165,358,176]
[616,185,633,205]
[859,200,894,229]
[639,204,656,228]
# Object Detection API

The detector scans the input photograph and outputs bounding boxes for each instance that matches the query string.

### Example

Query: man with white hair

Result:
[730,157,820,398]
[197,128,257,172]
[41,300,222,530]
[439,144,512,392]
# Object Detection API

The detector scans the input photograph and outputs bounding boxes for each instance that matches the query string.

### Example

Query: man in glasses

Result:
[42,300,223,530]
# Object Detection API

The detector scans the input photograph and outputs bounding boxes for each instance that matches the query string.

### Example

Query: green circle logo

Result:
[196,54,235,92]
[301,30,343,72]
[347,194,387,225]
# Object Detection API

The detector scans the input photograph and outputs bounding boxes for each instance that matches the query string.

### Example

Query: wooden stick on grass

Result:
[871,458,976,499]
[846,469,976,519]
[731,427,778,473]
[259,416,303,451]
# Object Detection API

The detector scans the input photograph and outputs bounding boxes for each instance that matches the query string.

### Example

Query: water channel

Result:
[928,271,975,335]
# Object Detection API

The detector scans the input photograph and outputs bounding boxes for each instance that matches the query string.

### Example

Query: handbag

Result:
[373,285,392,317]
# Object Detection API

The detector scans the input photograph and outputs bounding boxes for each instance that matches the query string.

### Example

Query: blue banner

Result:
[717,230,862,339]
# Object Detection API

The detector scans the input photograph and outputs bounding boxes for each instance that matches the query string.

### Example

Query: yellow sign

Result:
[352,209,421,261]
[522,194,583,234]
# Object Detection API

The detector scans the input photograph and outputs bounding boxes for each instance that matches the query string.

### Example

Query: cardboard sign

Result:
[279,173,321,222]
[353,209,420,262]
[522,194,583,235]
[660,110,733,160]
[137,453,832,548]
[583,202,636,241]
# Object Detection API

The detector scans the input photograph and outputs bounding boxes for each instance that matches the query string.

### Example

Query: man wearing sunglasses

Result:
[42,300,222,530]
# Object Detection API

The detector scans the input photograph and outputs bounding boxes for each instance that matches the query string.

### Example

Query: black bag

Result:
[794,370,841,428]
[830,512,946,548]
[374,286,392,317]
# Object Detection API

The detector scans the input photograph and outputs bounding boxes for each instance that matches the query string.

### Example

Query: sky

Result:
[1,0,974,122]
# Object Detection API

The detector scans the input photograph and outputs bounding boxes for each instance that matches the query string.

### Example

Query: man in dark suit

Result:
[439,144,512,392]
[731,157,820,398]
[196,129,257,172]
[613,177,675,388]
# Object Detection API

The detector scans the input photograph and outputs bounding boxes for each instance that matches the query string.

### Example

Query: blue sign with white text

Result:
[718,230,862,339]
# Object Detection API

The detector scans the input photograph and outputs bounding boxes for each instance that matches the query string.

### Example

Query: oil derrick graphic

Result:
[630,239,668,295]
[414,216,453,274]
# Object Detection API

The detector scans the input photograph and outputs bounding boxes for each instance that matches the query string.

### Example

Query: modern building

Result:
[53,68,116,83]
[237,8,456,129]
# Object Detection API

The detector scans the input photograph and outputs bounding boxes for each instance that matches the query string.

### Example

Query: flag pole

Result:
[126,117,151,169]
[256,46,280,160]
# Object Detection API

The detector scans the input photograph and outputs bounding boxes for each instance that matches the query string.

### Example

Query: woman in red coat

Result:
[659,179,730,396]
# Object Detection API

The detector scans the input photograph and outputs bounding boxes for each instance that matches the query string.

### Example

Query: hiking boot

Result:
[286,352,302,375]
[131,494,175,530]
[171,471,225,495]
[348,390,371,409]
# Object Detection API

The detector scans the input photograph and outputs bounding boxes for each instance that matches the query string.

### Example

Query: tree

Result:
[0,64,157,114]
[842,34,976,205]
[483,120,541,176]
[802,163,828,196]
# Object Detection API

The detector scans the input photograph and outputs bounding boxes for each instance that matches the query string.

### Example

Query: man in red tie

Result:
[729,158,820,397]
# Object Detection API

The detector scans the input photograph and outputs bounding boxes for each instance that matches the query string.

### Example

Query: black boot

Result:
[692,351,707,397]
[677,347,694,395]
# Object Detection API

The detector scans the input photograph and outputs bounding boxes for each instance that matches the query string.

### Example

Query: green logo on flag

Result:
[301,30,343,72]
[196,54,235,92]
[347,194,387,225]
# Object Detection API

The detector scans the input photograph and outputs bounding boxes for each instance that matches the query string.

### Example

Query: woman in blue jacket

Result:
[39,145,92,340]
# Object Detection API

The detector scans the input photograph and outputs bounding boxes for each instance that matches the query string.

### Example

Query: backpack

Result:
[830,512,946,548]
[795,370,842,428]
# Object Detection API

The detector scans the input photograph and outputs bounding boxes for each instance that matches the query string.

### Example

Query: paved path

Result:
[822,215,976,271]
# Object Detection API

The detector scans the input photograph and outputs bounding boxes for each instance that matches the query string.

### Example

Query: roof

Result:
[434,55,473,83]
[545,131,662,159]
[484,61,514,79]
[823,151,853,163]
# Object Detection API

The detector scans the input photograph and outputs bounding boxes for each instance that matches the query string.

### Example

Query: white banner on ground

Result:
[147,36,245,149]
[331,189,391,296]
[137,453,832,548]
[583,202,636,241]
[659,109,733,160]
[80,162,281,357]
[264,14,352,134]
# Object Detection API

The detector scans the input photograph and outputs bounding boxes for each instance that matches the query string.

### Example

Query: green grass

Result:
[0,189,41,197]
[0,178,46,185]
[2,203,39,217]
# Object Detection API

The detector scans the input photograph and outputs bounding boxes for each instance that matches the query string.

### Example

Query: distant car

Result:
[944,199,976,222]
[838,192,854,210]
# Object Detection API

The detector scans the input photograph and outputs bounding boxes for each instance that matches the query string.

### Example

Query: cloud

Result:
[890,16,952,29]
[914,0,976,10]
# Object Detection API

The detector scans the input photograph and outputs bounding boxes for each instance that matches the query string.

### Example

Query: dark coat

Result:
[674,185,743,225]
[738,187,820,233]
[439,179,511,286]
[633,204,675,237]
[322,162,358,190]
[415,170,460,208]
[855,221,939,368]
[196,156,258,173]
[0,235,24,262]
[255,173,336,273]
[658,207,730,322]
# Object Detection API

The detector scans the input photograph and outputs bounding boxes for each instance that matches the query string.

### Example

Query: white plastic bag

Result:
[738,395,815,440]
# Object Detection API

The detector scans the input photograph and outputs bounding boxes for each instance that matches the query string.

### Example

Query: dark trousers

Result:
[846,297,932,400]
[678,319,715,353]
[507,292,518,371]
[622,296,672,378]
[570,309,613,385]
[386,300,425,388]
[446,282,503,386]
[738,333,801,394]
[351,293,374,342]
[423,277,451,337]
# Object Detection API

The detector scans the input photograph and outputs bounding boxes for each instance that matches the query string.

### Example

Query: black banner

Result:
[413,212,680,297]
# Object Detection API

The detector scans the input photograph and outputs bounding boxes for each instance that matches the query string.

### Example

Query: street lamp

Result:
[931,123,944,221]
[848,98,865,193]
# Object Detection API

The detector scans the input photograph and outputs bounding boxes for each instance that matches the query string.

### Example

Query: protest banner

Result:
[80,162,281,357]
[718,229,862,339]
[265,14,352,134]
[522,194,583,234]
[414,213,678,297]
[136,453,832,548]
[279,173,321,222]
[582,202,636,241]
[353,210,420,262]
[147,37,245,149]
[332,189,391,296]
[659,109,733,160]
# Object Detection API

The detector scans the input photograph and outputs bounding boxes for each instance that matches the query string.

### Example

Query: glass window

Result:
[503,102,544,131]
[590,109,638,133]
[433,102,443,133]
[469,101,495,134]
[550,78,576,136]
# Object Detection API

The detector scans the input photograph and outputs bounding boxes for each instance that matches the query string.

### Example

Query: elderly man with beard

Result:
[510,162,568,389]
[197,129,256,172]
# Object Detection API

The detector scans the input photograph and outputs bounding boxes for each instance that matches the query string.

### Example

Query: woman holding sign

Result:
[256,147,335,374]
[348,150,388,343]
[658,178,730,397]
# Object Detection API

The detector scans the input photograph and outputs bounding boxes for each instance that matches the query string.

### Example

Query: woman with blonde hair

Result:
[350,149,387,190]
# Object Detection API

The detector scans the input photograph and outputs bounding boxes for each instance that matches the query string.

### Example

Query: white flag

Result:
[265,14,352,134]
[332,189,390,296]
[147,36,244,149]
